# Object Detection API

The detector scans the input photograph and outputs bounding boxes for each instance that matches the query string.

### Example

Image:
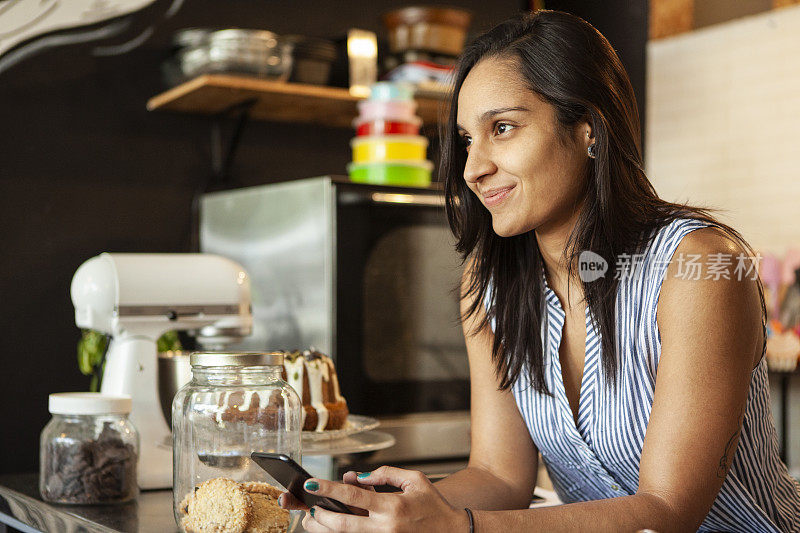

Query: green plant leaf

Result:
[156,330,183,352]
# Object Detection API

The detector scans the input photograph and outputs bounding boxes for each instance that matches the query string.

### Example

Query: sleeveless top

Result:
[491,218,800,532]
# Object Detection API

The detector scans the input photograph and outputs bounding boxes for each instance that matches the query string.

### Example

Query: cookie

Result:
[240,482,283,499]
[182,478,253,533]
[245,492,289,533]
[179,491,194,515]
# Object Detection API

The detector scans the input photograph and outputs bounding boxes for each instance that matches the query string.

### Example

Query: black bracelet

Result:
[464,507,475,533]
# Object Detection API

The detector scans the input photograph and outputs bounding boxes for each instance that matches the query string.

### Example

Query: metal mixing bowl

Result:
[157,351,192,429]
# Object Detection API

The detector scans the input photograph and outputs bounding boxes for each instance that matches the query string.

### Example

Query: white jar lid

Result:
[48,393,132,415]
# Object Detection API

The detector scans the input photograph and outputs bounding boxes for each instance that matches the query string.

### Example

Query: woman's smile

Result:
[481,184,516,207]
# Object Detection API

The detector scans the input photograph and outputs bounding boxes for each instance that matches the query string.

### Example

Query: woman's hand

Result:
[299,466,469,532]
[278,471,372,517]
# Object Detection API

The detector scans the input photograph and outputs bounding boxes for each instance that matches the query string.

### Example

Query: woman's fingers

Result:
[308,505,371,532]
[333,472,370,515]
[302,509,333,532]
[304,478,387,513]
[342,470,376,491]
[278,491,309,512]
[351,465,430,492]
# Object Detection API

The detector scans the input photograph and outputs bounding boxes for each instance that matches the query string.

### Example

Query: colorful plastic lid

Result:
[352,114,422,128]
[350,135,429,147]
[369,81,415,101]
[347,160,433,186]
[347,159,434,171]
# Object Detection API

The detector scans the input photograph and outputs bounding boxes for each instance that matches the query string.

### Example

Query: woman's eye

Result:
[461,136,472,149]
[494,123,514,135]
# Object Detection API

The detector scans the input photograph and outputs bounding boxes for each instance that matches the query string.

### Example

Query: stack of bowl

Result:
[348,82,433,187]
[173,28,293,82]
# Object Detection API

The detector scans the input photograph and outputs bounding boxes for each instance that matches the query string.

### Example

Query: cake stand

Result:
[301,415,395,456]
[302,430,395,456]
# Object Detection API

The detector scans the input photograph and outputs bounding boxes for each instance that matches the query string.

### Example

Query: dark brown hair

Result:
[441,10,765,393]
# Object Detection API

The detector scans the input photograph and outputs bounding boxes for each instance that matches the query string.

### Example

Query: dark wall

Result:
[546,0,649,152]
[0,0,646,474]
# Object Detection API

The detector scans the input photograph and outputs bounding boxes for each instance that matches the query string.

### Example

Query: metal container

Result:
[383,6,472,56]
[176,28,293,81]
[158,351,192,429]
[172,28,213,49]
[284,35,337,85]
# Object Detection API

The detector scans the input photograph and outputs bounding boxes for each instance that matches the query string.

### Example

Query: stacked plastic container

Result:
[348,82,433,187]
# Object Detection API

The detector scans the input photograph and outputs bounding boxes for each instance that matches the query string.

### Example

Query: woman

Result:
[282,10,800,532]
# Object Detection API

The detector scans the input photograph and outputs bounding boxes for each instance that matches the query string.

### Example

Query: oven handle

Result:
[370,192,444,207]
[339,190,445,207]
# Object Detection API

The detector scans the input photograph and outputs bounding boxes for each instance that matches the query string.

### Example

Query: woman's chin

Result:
[491,219,525,238]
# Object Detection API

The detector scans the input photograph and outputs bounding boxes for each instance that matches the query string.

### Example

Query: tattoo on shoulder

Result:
[716,406,746,479]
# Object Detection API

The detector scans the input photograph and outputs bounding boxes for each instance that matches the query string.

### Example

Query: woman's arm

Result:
[433,259,540,510]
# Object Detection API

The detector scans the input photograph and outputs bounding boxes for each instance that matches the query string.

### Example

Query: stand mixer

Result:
[70,253,252,489]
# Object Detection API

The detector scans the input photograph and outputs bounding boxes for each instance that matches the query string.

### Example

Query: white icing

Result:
[283,390,292,431]
[321,354,345,403]
[330,369,344,403]
[280,351,345,432]
[305,358,329,432]
[216,391,232,425]
[284,357,307,427]
[238,391,255,412]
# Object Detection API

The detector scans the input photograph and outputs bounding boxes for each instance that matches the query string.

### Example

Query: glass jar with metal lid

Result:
[172,352,302,532]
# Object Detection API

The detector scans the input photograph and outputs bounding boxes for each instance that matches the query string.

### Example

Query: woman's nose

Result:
[463,140,496,184]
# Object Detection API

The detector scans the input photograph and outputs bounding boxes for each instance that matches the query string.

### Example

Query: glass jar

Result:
[172,352,302,532]
[40,393,139,504]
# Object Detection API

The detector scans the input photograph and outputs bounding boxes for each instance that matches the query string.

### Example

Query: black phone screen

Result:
[250,452,354,514]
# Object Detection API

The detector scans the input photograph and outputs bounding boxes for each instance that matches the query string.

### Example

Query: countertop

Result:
[0,473,177,533]
[0,473,561,532]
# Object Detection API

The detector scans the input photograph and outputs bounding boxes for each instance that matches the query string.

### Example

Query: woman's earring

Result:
[588,143,597,159]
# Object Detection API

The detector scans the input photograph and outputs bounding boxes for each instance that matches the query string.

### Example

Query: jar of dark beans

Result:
[40,393,139,504]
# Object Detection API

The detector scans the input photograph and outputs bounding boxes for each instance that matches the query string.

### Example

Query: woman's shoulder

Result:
[649,217,746,259]
[641,217,743,265]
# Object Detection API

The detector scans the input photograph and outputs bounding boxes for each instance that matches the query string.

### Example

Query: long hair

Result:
[441,10,765,393]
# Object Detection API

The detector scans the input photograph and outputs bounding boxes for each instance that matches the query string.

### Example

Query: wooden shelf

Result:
[146,75,448,129]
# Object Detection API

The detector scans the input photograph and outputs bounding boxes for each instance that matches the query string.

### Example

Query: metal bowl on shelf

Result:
[172,27,214,49]
[283,35,337,85]
[173,28,293,82]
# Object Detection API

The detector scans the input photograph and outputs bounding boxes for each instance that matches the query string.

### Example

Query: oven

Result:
[200,176,471,474]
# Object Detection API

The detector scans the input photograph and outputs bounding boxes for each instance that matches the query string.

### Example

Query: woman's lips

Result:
[482,185,515,207]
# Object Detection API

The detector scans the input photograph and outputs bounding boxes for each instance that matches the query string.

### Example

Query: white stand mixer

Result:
[70,253,252,489]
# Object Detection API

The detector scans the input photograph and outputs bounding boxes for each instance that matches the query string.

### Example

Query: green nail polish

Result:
[305,480,319,492]
[357,472,371,479]
[310,507,315,518]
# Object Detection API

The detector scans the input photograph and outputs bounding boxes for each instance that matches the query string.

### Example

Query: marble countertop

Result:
[0,473,178,533]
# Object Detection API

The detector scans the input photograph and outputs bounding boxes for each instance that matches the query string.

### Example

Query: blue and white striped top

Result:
[499,218,800,532]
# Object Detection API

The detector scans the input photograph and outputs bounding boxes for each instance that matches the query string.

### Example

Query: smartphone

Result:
[250,452,354,514]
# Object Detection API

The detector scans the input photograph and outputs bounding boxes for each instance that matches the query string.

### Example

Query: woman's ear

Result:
[575,118,594,151]
[581,115,595,141]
